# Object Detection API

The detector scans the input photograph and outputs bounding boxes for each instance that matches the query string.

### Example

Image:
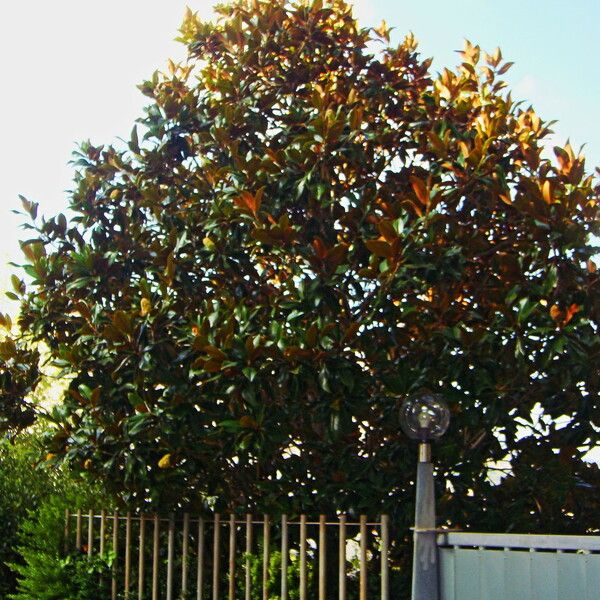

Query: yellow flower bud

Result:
[158,453,172,469]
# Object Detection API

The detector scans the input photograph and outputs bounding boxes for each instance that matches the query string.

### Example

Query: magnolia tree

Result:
[0,312,39,435]
[4,0,600,535]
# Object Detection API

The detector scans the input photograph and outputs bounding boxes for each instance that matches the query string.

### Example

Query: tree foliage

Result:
[0,310,39,436]
[6,0,600,534]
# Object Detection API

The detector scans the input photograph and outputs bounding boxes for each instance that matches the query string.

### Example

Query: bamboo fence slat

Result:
[167,514,175,600]
[381,515,389,600]
[245,514,252,600]
[100,510,106,557]
[339,514,347,600]
[87,509,94,558]
[64,509,70,554]
[281,515,288,600]
[262,515,270,600]
[229,514,236,600]
[359,515,367,600]
[182,513,190,595]
[76,509,82,550]
[299,515,307,600]
[138,515,146,600]
[197,518,205,600]
[152,514,159,600]
[319,515,326,600]
[125,512,132,599]
[112,510,119,600]
[212,513,221,600]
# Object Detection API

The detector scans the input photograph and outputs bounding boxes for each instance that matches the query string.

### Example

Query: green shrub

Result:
[239,547,315,600]
[0,431,114,599]
[9,493,114,600]
[58,553,114,600]
[0,433,58,597]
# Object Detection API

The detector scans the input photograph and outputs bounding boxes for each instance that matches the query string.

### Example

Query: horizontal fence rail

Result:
[437,532,600,600]
[65,510,391,600]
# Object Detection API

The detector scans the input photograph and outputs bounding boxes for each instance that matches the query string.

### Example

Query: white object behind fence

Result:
[438,532,600,600]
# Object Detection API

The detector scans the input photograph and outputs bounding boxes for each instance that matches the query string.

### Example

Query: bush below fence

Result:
[0,433,113,599]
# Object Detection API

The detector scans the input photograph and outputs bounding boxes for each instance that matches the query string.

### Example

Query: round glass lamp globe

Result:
[399,392,450,441]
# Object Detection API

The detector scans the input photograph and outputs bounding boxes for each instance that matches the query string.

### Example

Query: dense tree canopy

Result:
[0,311,39,435]
[4,0,600,535]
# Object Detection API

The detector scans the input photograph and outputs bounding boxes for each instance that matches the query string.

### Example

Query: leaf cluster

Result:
[0,310,40,435]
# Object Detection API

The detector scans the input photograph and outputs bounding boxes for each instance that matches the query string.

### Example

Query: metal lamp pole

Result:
[400,392,450,600]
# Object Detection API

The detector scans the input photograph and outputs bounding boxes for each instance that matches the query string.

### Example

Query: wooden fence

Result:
[65,510,391,600]
[438,532,600,600]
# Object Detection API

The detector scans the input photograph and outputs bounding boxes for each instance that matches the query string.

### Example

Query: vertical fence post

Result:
[213,513,221,600]
[229,515,236,600]
[300,515,307,600]
[152,514,160,600]
[100,510,106,557]
[64,509,70,554]
[245,514,252,600]
[167,513,175,600]
[281,515,288,600]
[138,514,146,600]
[87,510,94,558]
[125,512,132,599]
[76,509,82,550]
[182,513,190,596]
[262,515,270,600]
[197,517,205,600]
[339,514,347,600]
[112,510,119,600]
[381,515,389,600]
[319,515,326,600]
[359,515,367,600]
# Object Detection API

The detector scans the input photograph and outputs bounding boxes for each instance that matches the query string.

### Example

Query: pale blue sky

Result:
[363,0,600,169]
[0,0,597,287]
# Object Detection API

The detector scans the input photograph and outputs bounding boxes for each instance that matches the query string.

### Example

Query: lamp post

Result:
[400,391,450,600]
